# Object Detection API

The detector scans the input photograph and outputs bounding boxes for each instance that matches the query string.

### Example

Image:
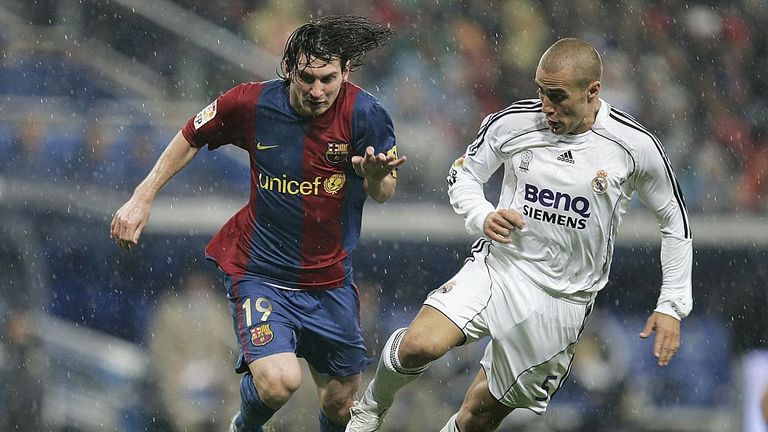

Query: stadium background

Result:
[0,0,767,431]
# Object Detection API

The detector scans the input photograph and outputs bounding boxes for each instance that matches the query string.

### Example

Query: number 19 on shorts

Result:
[242,297,273,326]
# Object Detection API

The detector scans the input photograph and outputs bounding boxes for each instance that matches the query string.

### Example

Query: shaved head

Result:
[538,38,602,88]
[535,38,603,135]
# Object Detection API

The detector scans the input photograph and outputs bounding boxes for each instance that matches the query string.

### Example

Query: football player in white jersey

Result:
[347,38,692,432]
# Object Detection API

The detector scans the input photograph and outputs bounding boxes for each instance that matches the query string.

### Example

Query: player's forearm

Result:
[448,168,495,236]
[655,235,693,319]
[133,131,199,201]
[365,174,396,203]
[644,194,692,319]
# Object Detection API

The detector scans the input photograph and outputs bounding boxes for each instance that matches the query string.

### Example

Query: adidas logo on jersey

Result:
[557,150,574,164]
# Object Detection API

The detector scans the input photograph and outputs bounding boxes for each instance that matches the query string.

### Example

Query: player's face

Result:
[535,67,599,135]
[288,56,349,118]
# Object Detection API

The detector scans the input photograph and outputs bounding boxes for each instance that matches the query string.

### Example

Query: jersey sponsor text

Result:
[522,183,590,229]
[523,183,591,217]
[522,205,587,229]
[258,173,324,196]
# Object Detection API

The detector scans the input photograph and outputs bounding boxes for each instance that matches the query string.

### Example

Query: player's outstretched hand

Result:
[351,146,406,180]
[110,197,151,250]
[639,311,680,367]
[484,209,525,244]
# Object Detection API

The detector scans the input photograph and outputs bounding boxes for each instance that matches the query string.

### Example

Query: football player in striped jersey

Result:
[110,15,405,432]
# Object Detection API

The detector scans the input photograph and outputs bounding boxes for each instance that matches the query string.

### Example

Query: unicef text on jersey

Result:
[257,172,346,196]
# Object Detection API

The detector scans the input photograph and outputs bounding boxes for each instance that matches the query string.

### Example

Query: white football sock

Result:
[366,327,430,410]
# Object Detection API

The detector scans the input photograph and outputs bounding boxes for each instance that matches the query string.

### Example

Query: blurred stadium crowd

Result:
[2,0,768,209]
[1,1,767,431]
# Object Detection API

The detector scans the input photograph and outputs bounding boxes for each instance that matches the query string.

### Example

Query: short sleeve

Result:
[181,84,248,150]
[354,100,396,155]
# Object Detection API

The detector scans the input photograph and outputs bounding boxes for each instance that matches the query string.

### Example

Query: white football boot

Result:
[345,391,387,432]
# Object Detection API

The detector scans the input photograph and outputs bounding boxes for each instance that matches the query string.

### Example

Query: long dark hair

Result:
[279,15,394,80]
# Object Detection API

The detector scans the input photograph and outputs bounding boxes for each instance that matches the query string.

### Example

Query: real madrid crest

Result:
[428,280,458,298]
[591,170,608,194]
[438,280,457,294]
[325,142,349,164]
[324,173,346,194]
[519,150,533,172]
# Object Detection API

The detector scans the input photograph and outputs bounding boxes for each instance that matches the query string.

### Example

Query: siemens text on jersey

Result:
[522,183,590,230]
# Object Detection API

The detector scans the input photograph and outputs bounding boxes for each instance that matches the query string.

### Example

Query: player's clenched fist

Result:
[483,209,525,244]
[110,197,151,250]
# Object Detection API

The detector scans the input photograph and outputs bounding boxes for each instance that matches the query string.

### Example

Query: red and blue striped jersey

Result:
[181,79,396,289]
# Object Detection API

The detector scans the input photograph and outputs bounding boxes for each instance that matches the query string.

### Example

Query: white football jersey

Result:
[447,98,692,319]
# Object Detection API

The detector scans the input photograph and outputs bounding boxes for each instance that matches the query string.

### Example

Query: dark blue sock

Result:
[319,410,346,432]
[236,372,276,432]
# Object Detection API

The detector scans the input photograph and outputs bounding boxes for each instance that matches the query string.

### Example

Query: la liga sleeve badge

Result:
[386,145,399,178]
[194,100,217,130]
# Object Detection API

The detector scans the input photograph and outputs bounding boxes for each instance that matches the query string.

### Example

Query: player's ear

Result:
[280,58,292,80]
[587,80,600,101]
[342,60,351,81]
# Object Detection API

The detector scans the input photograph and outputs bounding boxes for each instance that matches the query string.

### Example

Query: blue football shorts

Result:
[224,275,370,377]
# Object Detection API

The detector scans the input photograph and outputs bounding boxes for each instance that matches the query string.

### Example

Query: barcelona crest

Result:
[250,323,274,347]
[325,142,349,164]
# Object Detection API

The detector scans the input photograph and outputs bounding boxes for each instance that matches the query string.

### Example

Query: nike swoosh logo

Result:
[256,142,278,151]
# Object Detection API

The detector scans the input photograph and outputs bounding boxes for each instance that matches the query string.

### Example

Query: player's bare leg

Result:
[310,366,362,431]
[230,353,302,432]
[440,368,513,432]
[249,353,303,407]
[347,305,464,432]
[398,305,465,368]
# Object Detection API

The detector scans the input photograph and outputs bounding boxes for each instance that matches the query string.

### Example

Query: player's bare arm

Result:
[110,131,199,250]
[351,145,406,203]
[639,311,681,367]
[483,209,525,244]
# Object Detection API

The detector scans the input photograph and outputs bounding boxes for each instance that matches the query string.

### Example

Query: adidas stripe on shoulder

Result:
[605,107,690,239]
[468,100,542,156]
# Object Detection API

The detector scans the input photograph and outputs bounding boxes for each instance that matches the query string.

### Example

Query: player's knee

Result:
[320,396,353,425]
[398,330,446,368]
[457,407,503,432]
[456,397,508,432]
[319,379,358,424]
[251,370,301,407]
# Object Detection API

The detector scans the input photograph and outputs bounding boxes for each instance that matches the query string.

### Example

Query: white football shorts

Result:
[423,239,594,414]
